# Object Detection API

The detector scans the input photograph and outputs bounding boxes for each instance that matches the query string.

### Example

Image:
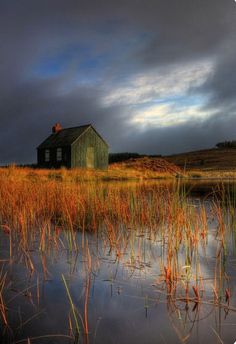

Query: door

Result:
[86,147,94,168]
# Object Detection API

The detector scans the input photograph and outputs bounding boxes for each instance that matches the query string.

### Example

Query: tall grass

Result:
[0,167,235,342]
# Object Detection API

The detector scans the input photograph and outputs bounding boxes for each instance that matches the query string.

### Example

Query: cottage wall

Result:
[37,146,71,168]
[71,127,108,169]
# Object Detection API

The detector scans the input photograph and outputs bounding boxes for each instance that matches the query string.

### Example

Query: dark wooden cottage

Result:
[37,123,109,169]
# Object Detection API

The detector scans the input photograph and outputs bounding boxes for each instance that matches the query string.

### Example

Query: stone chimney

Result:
[52,123,62,133]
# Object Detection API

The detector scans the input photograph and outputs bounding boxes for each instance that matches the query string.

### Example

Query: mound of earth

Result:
[112,157,182,174]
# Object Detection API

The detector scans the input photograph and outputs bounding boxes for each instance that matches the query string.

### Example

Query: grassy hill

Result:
[165,148,236,177]
[109,148,236,178]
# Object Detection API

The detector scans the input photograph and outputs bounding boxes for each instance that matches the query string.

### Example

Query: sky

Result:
[1,0,236,164]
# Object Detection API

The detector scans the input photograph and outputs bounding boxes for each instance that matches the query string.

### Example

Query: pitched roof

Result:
[37,124,92,149]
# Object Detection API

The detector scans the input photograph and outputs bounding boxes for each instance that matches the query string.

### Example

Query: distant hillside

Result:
[165,148,236,171]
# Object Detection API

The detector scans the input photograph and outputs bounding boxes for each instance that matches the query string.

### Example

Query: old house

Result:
[37,123,109,169]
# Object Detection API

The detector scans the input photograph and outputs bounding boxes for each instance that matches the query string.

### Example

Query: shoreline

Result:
[1,166,236,183]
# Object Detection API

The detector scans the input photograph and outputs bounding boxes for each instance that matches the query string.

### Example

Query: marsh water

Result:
[1,180,236,344]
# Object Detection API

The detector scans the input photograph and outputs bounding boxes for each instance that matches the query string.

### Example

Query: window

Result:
[56,147,62,161]
[45,149,50,162]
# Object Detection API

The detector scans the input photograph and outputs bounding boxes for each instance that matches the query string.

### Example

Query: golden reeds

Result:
[0,167,235,342]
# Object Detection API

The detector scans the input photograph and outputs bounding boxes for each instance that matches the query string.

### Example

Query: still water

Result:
[0,181,236,344]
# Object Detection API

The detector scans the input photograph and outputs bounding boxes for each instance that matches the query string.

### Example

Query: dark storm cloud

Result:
[202,40,236,107]
[131,1,235,66]
[0,0,236,163]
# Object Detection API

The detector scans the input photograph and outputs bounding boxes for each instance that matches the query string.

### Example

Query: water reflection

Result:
[0,181,236,344]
